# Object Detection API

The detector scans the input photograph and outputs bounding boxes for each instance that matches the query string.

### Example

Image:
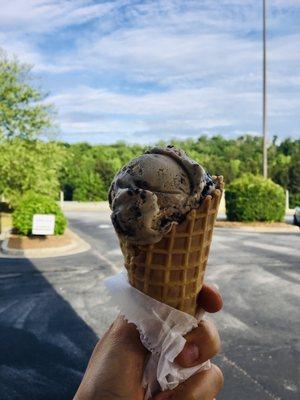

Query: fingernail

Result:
[185,343,199,363]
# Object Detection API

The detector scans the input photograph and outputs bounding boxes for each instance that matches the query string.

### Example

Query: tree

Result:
[93,146,123,190]
[289,142,300,194]
[268,138,291,190]
[59,143,107,201]
[0,48,55,140]
[0,139,66,207]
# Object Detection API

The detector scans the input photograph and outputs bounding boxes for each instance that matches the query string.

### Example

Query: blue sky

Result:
[0,0,299,144]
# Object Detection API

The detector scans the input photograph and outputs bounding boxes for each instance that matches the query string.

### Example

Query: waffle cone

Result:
[119,176,224,316]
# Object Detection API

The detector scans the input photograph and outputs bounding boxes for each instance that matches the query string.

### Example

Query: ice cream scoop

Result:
[109,146,215,245]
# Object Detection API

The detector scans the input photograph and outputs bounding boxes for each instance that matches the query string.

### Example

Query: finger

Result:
[197,284,223,313]
[175,320,221,368]
[153,364,224,400]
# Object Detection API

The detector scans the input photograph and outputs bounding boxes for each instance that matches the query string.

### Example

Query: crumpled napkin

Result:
[104,272,210,400]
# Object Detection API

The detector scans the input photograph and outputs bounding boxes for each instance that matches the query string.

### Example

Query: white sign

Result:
[32,214,55,235]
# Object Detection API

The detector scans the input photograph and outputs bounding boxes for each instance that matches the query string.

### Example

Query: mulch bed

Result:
[7,231,73,250]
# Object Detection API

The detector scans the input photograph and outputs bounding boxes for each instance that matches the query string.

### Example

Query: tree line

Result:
[2,135,299,208]
[58,136,300,207]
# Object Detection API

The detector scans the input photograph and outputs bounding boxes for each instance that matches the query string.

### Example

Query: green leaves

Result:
[57,137,300,204]
[0,49,55,140]
[225,174,285,222]
[59,143,145,201]
[0,139,67,207]
[59,143,107,201]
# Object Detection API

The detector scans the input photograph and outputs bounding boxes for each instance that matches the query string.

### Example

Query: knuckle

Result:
[199,320,221,357]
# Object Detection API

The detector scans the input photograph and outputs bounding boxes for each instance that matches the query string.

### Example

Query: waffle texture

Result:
[119,176,224,316]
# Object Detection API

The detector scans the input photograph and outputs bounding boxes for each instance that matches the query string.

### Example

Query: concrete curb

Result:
[0,228,11,242]
[0,229,91,259]
[60,201,110,212]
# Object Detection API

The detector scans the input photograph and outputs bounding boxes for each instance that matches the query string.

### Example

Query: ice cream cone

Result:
[119,176,224,316]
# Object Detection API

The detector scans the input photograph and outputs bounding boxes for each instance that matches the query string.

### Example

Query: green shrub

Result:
[289,192,300,209]
[12,191,67,235]
[225,174,285,222]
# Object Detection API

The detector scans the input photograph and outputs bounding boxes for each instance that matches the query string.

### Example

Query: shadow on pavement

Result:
[0,257,98,400]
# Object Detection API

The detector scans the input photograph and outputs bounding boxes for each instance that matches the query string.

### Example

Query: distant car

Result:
[294,207,300,226]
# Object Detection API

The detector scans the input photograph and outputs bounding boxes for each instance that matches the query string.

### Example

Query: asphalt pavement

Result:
[0,211,299,400]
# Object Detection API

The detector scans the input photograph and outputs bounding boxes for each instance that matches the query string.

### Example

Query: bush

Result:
[225,174,285,222]
[12,192,67,235]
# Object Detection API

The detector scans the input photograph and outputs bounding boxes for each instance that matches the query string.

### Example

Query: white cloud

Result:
[0,0,299,142]
[50,85,239,119]
[48,84,256,144]
[0,0,115,34]
[72,29,258,84]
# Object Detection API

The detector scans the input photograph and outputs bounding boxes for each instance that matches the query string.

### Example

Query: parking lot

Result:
[0,211,299,399]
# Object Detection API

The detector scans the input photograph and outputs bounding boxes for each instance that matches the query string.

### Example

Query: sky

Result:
[0,0,299,144]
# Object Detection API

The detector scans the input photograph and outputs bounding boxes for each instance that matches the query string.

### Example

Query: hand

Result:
[74,284,224,400]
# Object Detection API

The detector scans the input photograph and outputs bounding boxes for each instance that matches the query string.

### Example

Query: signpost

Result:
[32,214,55,235]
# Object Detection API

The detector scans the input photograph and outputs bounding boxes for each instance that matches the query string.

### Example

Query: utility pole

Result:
[262,0,268,178]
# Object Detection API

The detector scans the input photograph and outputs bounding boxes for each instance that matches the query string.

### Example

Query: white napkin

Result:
[104,272,211,399]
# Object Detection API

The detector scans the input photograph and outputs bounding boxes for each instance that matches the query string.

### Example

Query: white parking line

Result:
[98,224,111,229]
[91,249,121,274]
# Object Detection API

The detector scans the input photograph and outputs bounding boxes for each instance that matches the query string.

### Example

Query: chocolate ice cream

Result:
[109,146,215,245]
